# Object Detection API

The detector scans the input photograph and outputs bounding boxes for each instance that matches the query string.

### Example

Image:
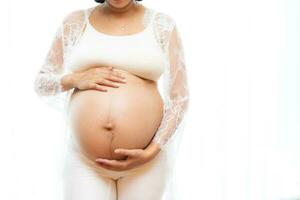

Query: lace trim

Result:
[34,7,189,151]
[142,7,155,28]
[152,12,176,54]
[62,10,86,54]
[150,13,190,150]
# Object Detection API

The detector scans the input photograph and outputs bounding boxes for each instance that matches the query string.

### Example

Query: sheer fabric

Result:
[151,13,190,151]
[33,4,189,152]
[33,10,85,111]
[33,4,189,199]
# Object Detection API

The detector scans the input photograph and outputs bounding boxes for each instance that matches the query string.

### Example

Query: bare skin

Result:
[61,0,162,172]
[68,67,163,170]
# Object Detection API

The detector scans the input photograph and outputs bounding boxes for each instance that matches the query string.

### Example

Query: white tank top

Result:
[64,7,168,82]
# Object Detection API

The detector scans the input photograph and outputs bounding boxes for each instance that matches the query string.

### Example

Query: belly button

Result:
[103,121,114,131]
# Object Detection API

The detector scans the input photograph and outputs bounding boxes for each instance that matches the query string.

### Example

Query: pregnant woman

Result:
[33,0,189,199]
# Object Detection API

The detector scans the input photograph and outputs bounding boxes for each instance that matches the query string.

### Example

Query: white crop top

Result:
[34,4,189,152]
[65,6,167,82]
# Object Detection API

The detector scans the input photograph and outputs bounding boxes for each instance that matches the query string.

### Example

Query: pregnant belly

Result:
[67,68,164,161]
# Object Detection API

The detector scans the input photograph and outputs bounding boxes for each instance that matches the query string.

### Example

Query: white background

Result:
[1,0,300,199]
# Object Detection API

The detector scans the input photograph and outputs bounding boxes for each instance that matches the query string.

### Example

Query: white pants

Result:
[61,144,171,200]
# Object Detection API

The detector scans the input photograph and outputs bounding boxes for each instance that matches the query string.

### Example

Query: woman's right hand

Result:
[70,66,127,92]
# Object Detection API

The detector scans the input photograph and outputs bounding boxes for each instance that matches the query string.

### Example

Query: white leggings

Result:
[61,144,171,200]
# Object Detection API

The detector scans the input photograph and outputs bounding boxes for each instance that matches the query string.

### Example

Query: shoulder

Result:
[59,8,88,43]
[153,10,176,31]
[61,8,86,24]
[150,9,178,52]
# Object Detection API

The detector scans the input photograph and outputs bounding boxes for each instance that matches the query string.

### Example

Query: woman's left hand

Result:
[95,143,161,171]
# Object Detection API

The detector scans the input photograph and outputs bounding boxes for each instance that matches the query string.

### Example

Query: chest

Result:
[64,21,168,82]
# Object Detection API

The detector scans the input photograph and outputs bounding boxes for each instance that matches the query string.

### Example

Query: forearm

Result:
[145,141,162,159]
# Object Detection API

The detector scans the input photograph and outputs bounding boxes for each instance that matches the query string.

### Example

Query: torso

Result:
[66,4,167,162]
[68,68,164,161]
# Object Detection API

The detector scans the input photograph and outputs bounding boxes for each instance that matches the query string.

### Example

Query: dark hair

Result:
[95,0,142,3]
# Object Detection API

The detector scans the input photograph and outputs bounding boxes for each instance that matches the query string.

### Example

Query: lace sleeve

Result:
[33,9,86,112]
[152,14,190,151]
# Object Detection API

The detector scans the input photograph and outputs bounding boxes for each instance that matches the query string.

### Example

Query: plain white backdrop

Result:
[1,0,300,199]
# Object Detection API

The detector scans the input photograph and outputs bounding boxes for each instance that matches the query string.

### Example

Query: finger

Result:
[89,83,108,92]
[96,162,117,171]
[111,70,126,80]
[114,149,138,157]
[95,158,122,166]
[95,158,129,170]
[99,66,114,71]
[101,66,123,79]
[94,68,126,83]
[96,78,120,88]
[99,164,126,171]
[105,73,127,83]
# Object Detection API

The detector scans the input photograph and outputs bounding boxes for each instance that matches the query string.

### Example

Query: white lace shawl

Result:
[33,5,190,152]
